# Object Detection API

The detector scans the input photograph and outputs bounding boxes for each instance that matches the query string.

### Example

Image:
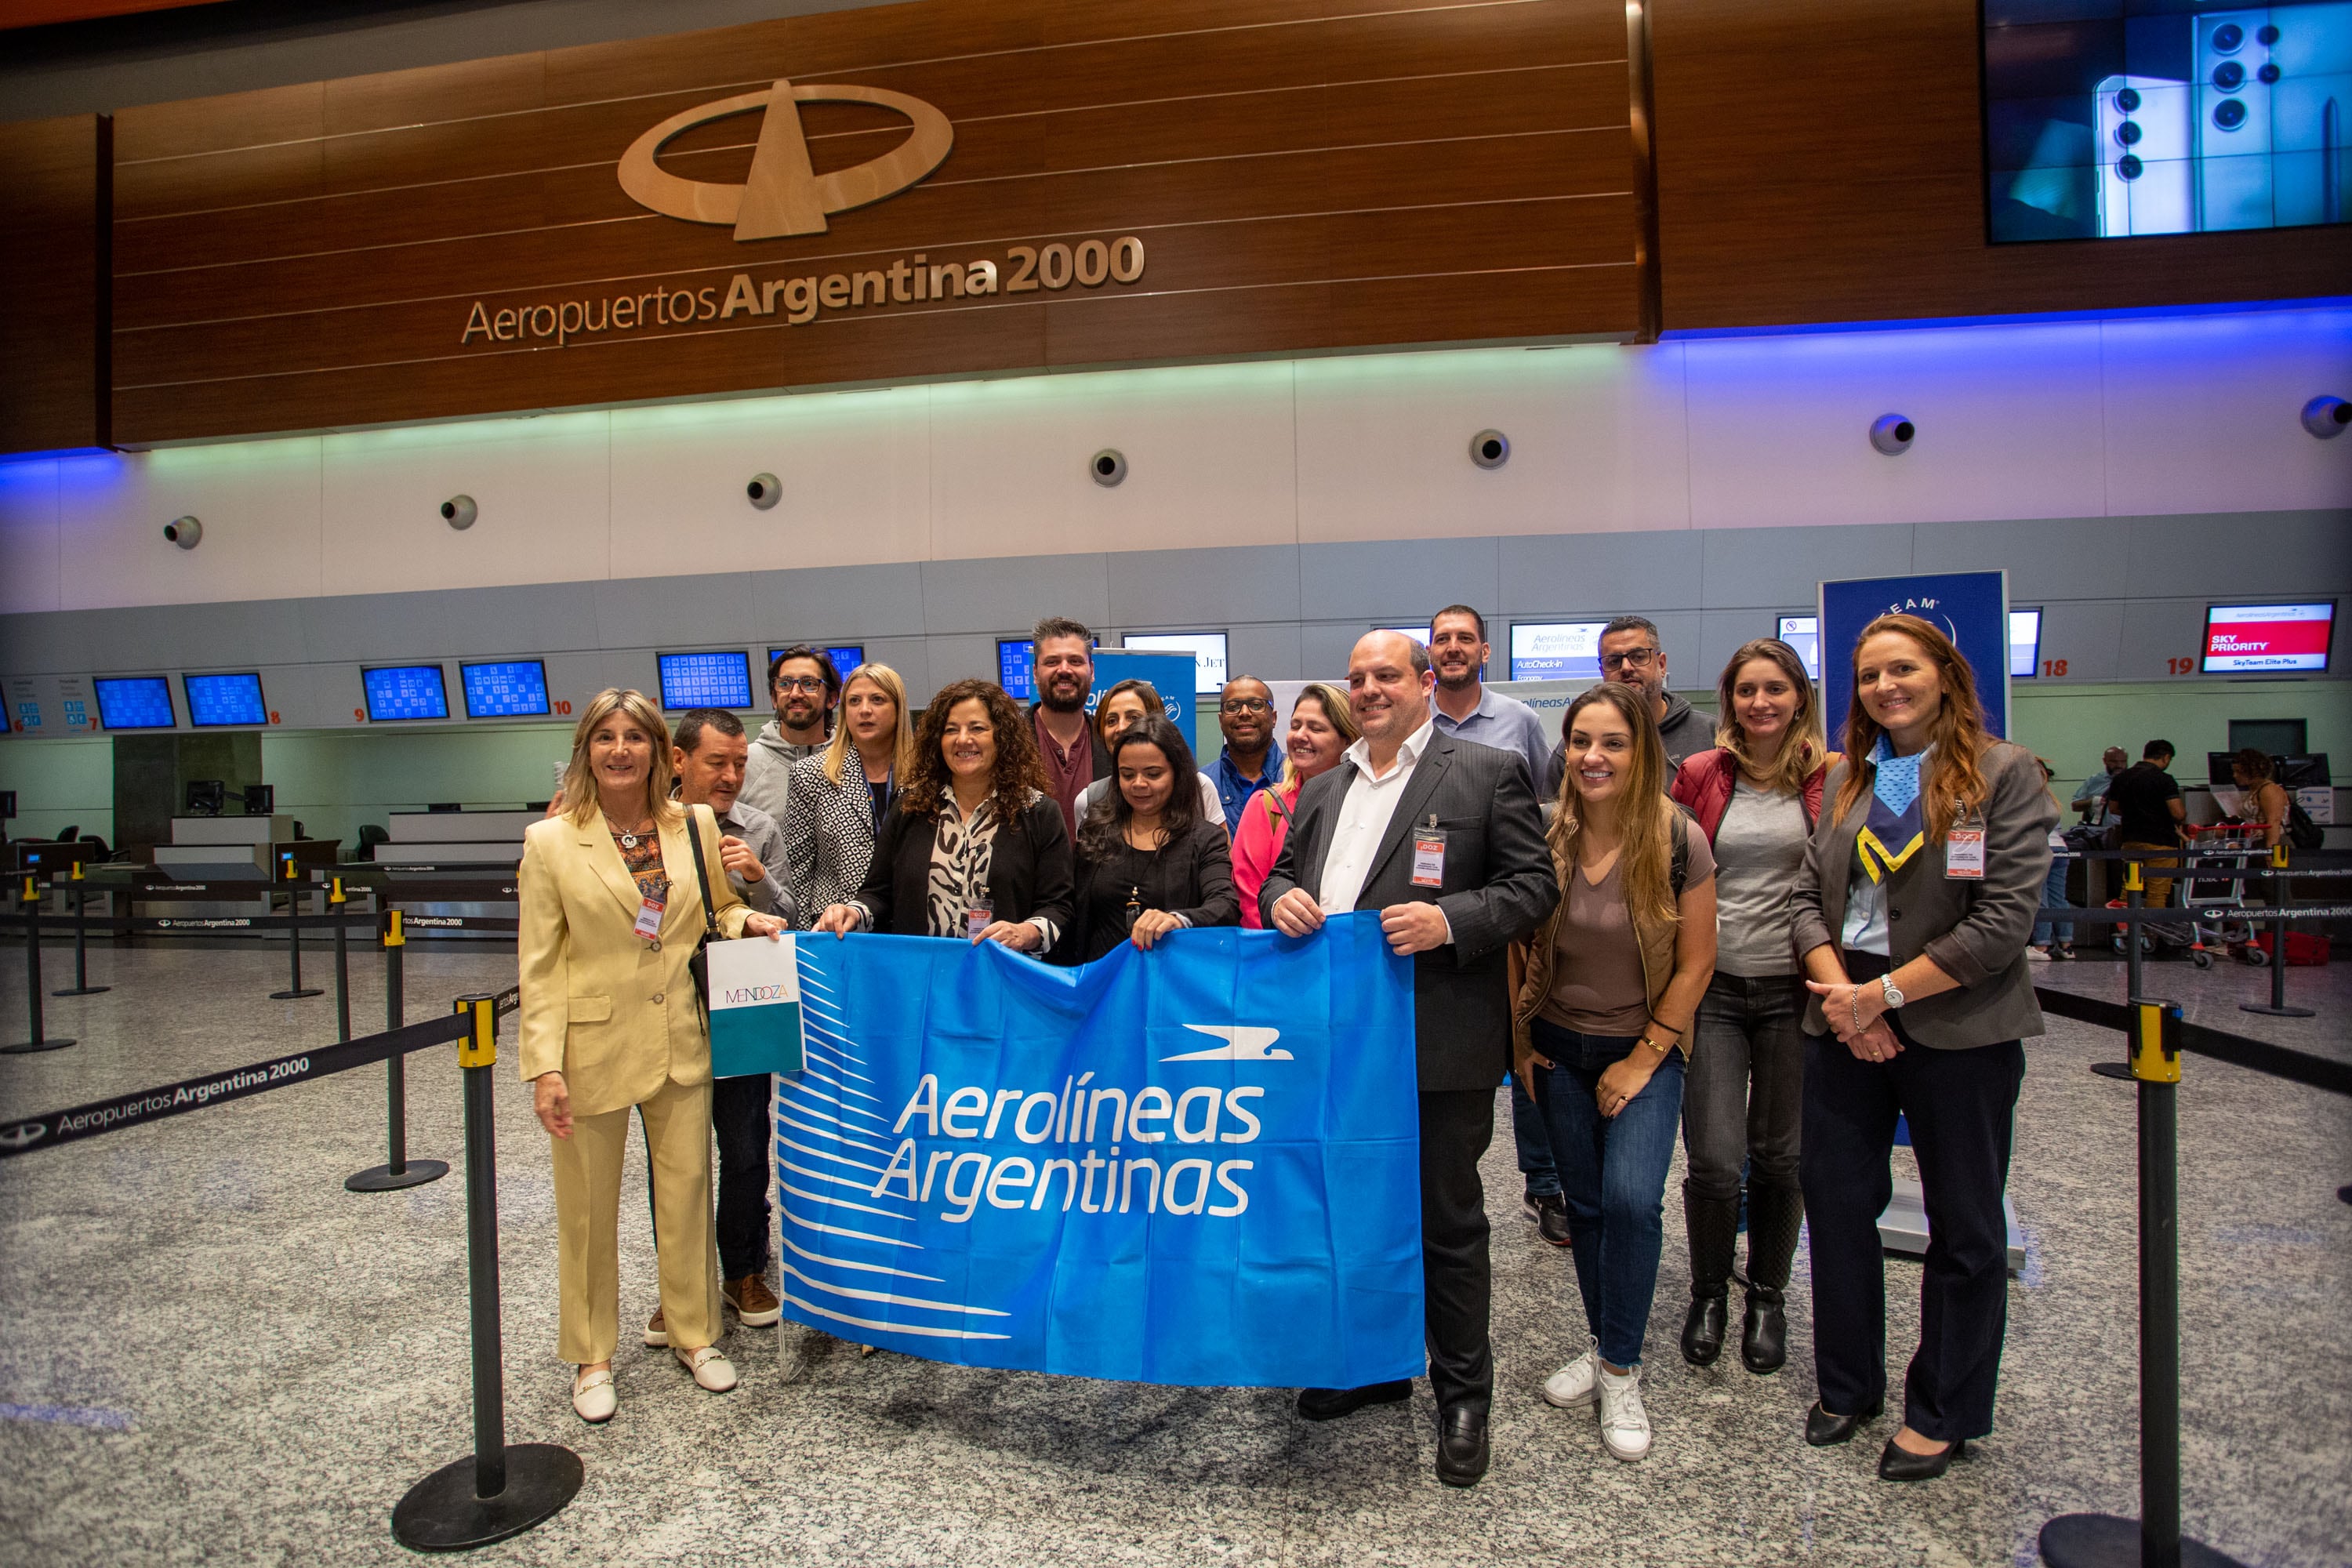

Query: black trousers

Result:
[642,1073,772,1283]
[1800,1004,2024,1443]
[1418,1087,1496,1415]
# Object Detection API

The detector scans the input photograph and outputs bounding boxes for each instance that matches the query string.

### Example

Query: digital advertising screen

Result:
[2201,601,2336,671]
[362,664,451,721]
[183,672,268,728]
[461,659,552,718]
[93,676,177,730]
[1121,633,1229,695]
[1508,621,1606,682]
[997,639,1035,702]
[2010,609,2045,677]
[1777,616,1824,681]
[658,651,755,710]
[1985,1,2351,243]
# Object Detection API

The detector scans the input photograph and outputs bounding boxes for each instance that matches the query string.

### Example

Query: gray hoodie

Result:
[1543,691,1709,800]
[739,720,821,826]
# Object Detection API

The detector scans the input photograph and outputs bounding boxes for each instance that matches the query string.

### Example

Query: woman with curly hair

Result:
[1057,713,1237,964]
[812,678,1073,950]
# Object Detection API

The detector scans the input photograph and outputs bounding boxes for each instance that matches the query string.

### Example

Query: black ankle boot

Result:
[1740,1182,1805,1374]
[1681,1291,1729,1366]
[1740,1287,1787,1374]
[1680,1184,1739,1367]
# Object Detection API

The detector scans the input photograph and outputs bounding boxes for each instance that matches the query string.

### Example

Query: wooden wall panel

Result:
[1651,0,2352,330]
[0,114,107,455]
[111,0,1638,443]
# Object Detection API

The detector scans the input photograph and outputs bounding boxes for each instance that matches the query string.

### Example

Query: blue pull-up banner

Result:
[763,912,1425,1388]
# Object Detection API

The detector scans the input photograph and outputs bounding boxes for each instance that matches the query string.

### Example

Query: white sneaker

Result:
[1541,1336,1600,1409]
[1598,1364,1651,1462]
[2027,946,2053,962]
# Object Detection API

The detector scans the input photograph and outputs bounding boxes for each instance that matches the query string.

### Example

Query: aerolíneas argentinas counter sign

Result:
[744,913,1425,1388]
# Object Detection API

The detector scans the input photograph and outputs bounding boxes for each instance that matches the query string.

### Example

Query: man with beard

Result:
[739,645,840,825]
[1210,676,1283,826]
[1028,615,1108,837]
[1425,605,1566,1248]
[1542,615,1706,797]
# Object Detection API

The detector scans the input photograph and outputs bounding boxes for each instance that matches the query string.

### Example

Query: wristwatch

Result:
[1878,975,1905,1010]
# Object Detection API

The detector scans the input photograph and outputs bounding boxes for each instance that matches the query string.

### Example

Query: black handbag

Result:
[682,805,723,1012]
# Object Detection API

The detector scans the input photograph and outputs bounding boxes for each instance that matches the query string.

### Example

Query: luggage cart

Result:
[2178,822,2272,968]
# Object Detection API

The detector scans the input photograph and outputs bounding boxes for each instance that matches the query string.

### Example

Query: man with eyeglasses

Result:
[739,644,840,825]
[1210,676,1283,826]
[1541,615,1707,797]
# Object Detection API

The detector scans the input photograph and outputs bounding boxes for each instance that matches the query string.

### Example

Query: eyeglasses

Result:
[1600,648,1660,671]
[775,677,829,694]
[1220,698,1272,714]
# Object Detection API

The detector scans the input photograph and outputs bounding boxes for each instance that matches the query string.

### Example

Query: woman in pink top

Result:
[1232,682,1359,927]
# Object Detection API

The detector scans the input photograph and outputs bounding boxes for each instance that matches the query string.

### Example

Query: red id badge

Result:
[633,896,666,938]
[1411,826,1446,889]
[1944,829,1986,880]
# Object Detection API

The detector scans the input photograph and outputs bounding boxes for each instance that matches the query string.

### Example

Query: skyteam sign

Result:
[764,913,1425,1388]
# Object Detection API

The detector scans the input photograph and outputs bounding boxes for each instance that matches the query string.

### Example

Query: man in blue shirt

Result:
[1210,676,1283,826]
[1425,604,1566,1247]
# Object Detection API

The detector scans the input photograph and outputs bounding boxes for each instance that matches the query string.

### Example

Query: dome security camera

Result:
[441,495,477,530]
[1468,430,1510,469]
[2302,395,2350,439]
[746,473,782,510]
[1091,448,1127,487]
[163,516,201,549]
[1869,415,1917,456]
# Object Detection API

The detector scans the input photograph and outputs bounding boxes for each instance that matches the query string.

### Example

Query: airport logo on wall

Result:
[617,79,955,240]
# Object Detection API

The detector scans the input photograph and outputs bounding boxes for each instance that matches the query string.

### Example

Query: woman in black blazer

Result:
[1057,714,1237,964]
[813,678,1074,947]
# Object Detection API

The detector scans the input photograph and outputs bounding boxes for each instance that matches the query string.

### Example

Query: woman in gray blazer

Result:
[1790,613,2055,1482]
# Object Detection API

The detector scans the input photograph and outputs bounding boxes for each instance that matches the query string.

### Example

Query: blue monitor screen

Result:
[997,639,1035,702]
[766,645,866,683]
[659,651,753,710]
[93,676,176,730]
[461,660,551,718]
[184,672,267,728]
[362,664,451,721]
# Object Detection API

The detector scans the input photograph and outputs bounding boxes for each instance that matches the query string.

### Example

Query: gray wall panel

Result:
[2123,510,2352,600]
[1700,524,1916,609]
[2116,597,2212,681]
[1109,545,1301,629]
[923,634,997,688]
[1499,532,1708,615]
[2034,599,2127,682]
[1299,538,1499,624]
[753,562,928,642]
[1226,620,1304,685]
[1912,515,2122,601]
[1298,622,1366,679]
[595,572,760,652]
[920,554,1109,637]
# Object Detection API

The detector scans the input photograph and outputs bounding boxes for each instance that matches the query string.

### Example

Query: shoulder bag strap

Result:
[683,805,722,943]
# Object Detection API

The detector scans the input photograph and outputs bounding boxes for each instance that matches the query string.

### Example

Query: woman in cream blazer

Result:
[518,688,784,1423]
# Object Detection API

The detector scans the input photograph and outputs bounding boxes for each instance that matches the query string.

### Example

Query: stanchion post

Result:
[2042,1002,2246,1568]
[347,907,447,1192]
[53,859,108,997]
[2241,844,2314,1019]
[270,851,323,1001]
[330,877,352,1042]
[390,994,581,1551]
[4,871,73,1054]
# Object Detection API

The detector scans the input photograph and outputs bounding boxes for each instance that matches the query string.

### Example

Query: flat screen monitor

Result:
[1983,1,2352,243]
[2009,608,2043,679]
[657,650,754,710]
[183,672,267,728]
[186,779,226,815]
[1776,615,1822,681]
[1508,621,1606,682]
[997,639,1035,702]
[361,664,451,721]
[93,676,176,730]
[242,784,274,815]
[460,659,551,718]
[1121,632,1229,695]
[2278,753,2332,787]
[2201,601,2336,673]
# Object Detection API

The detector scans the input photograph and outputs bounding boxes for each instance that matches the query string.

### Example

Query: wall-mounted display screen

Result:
[184,672,267,728]
[2202,601,2336,671]
[998,639,1035,702]
[2009,609,2044,678]
[1121,633,1229,695]
[461,659,552,718]
[658,651,754,710]
[1777,616,1824,681]
[93,676,177,730]
[1984,1,2352,243]
[1508,621,1606,681]
[362,664,451,721]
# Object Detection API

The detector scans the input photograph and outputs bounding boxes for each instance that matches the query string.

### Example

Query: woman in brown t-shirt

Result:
[1512,682,1717,1465]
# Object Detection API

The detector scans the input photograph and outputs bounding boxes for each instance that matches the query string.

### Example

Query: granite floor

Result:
[1,942,2347,1567]
[2031,944,2352,1066]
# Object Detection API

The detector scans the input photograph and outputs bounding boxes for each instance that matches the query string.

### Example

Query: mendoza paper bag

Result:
[706,935,806,1076]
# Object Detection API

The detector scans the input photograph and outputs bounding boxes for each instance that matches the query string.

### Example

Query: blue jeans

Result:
[1511,1078,1559,1198]
[2031,854,2074,946]
[1530,1018,1686,1370]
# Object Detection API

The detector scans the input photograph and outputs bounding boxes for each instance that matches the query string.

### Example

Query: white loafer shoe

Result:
[675,1345,739,1392]
[571,1367,616,1425]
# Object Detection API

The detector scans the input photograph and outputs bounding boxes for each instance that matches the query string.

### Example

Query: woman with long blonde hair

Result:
[1229,682,1359,929]
[1665,638,1836,1375]
[518,688,786,1423]
[1512,681,1717,1464]
[779,663,917,928]
[1790,614,2053,1480]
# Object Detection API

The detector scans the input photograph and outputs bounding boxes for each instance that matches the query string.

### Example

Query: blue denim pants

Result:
[2031,853,2074,946]
[1530,1017,1686,1369]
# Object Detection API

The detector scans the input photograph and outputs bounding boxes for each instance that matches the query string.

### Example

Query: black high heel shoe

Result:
[1878,1436,1968,1481]
[1804,1399,1882,1446]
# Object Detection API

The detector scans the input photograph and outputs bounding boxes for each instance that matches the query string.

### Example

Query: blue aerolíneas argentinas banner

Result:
[769,912,1424,1388]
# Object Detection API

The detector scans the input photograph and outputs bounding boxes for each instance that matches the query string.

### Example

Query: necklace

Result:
[612,818,655,850]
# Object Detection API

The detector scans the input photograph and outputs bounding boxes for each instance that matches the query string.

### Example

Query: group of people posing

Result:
[517,608,2056,1494]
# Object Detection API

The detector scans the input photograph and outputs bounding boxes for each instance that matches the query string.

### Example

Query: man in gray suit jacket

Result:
[1261,631,1558,1487]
